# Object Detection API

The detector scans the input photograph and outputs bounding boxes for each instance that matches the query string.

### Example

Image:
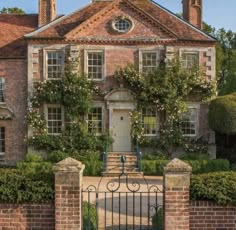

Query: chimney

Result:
[182,0,202,29]
[38,0,56,27]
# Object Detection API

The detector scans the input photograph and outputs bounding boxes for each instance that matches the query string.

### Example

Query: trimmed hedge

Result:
[142,159,230,175]
[190,172,236,205]
[0,169,54,203]
[209,93,236,134]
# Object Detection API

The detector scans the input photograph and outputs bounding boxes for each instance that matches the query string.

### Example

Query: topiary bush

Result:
[190,172,236,205]
[209,93,236,134]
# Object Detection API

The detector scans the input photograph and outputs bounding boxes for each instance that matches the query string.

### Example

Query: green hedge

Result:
[190,172,236,205]
[0,169,54,203]
[142,159,230,175]
[209,93,236,134]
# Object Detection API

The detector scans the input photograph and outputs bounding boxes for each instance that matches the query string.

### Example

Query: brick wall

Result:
[190,201,236,230]
[0,204,55,229]
[0,59,27,165]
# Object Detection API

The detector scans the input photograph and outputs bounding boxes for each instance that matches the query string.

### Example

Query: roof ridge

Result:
[149,0,216,41]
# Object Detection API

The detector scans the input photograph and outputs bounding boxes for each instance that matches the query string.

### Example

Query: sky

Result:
[0,0,236,32]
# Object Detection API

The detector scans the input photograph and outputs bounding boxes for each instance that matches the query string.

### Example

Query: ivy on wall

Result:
[115,62,216,154]
[27,70,109,153]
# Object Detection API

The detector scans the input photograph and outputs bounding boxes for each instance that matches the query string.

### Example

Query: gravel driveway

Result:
[82,176,163,230]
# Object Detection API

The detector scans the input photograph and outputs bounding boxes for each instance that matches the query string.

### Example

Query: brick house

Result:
[0,0,216,164]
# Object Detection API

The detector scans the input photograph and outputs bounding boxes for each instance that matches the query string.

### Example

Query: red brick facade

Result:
[0,0,216,162]
[0,60,28,165]
[190,201,236,230]
[0,204,54,229]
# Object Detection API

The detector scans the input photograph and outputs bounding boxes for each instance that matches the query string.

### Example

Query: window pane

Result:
[182,53,199,69]
[142,108,158,135]
[87,52,104,80]
[47,51,63,79]
[0,127,5,153]
[142,53,158,74]
[181,108,197,136]
[47,106,62,135]
[88,107,103,134]
[0,78,5,103]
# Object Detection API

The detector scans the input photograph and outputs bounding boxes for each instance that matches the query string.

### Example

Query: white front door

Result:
[112,109,132,152]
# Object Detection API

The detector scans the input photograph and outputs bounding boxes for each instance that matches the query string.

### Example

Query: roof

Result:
[0,14,38,58]
[26,0,215,43]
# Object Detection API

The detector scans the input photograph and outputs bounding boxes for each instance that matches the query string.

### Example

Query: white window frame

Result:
[180,51,199,69]
[139,50,160,74]
[0,77,5,103]
[87,104,104,135]
[45,50,64,80]
[141,108,159,136]
[181,104,199,137]
[0,127,5,155]
[44,104,64,135]
[84,50,105,81]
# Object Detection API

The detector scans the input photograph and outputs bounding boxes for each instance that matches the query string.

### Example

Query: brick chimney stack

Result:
[38,0,56,27]
[182,0,202,29]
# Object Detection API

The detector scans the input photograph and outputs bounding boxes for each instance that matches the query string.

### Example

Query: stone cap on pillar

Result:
[164,158,192,173]
[53,157,85,172]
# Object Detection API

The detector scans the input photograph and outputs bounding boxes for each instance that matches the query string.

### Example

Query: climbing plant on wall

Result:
[27,70,109,153]
[115,62,216,154]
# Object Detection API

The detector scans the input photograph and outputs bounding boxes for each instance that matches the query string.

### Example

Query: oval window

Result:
[113,18,133,33]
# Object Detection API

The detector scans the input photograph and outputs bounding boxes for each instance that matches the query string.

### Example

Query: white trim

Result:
[139,49,160,73]
[25,2,93,38]
[182,103,200,137]
[180,50,200,69]
[149,1,216,41]
[43,49,65,80]
[84,49,105,81]
[87,102,105,135]
[44,104,64,135]
[141,107,160,137]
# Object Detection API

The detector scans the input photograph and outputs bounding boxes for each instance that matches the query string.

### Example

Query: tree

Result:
[0,7,25,15]
[202,23,236,95]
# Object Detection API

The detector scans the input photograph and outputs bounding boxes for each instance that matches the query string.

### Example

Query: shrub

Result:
[190,172,236,205]
[152,207,164,230]
[141,159,230,175]
[142,160,169,176]
[209,93,236,134]
[82,201,97,229]
[0,169,54,203]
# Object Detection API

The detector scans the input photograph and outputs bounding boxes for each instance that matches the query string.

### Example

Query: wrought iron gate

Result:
[82,159,163,230]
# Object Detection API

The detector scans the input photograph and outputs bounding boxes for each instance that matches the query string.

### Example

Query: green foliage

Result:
[47,150,103,176]
[152,207,164,230]
[0,168,53,203]
[142,159,230,176]
[142,152,170,160]
[130,111,144,143]
[190,172,236,205]
[82,202,97,229]
[27,71,108,153]
[142,160,169,176]
[0,7,25,14]
[115,64,215,153]
[209,93,236,134]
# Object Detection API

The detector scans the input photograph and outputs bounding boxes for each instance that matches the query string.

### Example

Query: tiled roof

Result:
[26,0,215,42]
[28,2,110,38]
[0,14,38,58]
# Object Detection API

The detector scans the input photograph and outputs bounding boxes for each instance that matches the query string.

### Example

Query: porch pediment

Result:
[104,88,134,102]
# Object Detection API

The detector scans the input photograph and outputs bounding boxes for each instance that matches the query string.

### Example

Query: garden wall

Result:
[0,204,54,229]
[190,201,236,230]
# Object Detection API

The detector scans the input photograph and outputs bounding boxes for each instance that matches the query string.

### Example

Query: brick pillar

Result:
[53,157,85,230]
[164,158,192,230]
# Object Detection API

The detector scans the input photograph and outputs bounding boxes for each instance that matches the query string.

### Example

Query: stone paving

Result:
[83,176,163,230]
